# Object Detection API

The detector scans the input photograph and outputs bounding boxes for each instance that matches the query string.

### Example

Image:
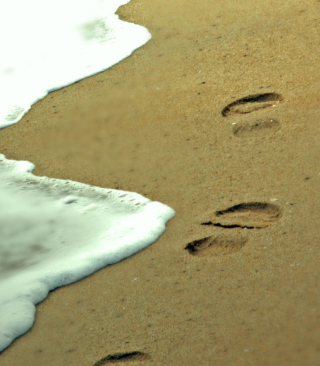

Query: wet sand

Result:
[1,0,320,365]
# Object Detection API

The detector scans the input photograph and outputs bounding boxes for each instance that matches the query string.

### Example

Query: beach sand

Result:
[1,0,320,364]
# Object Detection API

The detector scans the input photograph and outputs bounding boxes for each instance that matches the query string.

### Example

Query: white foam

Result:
[0,0,151,128]
[0,0,174,352]
[0,154,175,351]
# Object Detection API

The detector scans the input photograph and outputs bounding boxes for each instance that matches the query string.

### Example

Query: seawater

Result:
[0,0,175,352]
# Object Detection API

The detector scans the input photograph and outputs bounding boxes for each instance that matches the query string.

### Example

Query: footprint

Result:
[201,202,282,229]
[185,235,247,256]
[93,351,150,365]
[233,118,280,137]
[222,93,283,117]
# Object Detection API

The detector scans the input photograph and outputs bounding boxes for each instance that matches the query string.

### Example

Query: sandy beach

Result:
[1,0,320,365]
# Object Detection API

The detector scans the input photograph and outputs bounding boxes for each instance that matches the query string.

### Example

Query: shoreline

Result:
[1,0,320,365]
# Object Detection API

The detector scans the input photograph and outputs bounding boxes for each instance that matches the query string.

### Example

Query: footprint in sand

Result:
[93,351,150,365]
[221,93,283,117]
[201,202,283,229]
[233,118,280,137]
[185,234,247,257]
[187,96,283,257]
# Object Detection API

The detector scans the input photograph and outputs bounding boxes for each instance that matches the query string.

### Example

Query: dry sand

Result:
[1,0,320,365]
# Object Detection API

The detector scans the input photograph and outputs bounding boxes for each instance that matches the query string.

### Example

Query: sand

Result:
[1,0,320,365]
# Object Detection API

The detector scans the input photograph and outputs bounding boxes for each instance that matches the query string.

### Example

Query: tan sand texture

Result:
[1,0,320,364]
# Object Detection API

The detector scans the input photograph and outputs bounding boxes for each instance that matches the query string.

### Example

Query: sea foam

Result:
[0,0,174,353]
[0,0,151,128]
[0,155,175,351]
